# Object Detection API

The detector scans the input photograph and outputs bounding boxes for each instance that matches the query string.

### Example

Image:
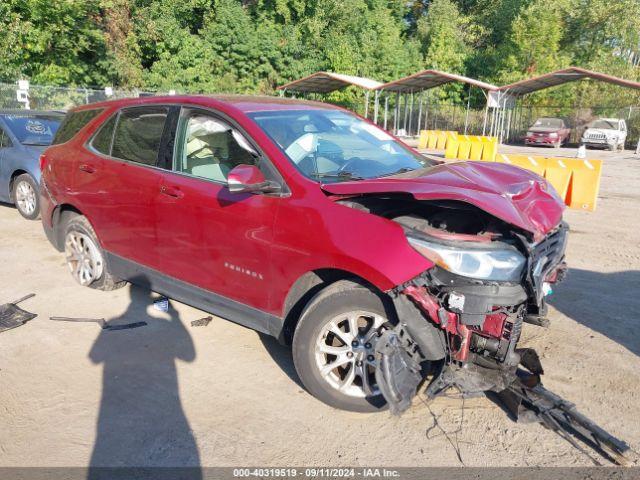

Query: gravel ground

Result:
[0,144,639,468]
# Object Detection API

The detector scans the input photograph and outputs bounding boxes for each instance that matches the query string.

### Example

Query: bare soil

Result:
[0,144,639,468]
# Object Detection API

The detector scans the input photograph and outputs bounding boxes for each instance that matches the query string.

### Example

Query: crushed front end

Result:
[371,211,628,463]
[375,218,568,407]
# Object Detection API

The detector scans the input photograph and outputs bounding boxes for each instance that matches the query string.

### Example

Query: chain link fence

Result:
[0,82,158,111]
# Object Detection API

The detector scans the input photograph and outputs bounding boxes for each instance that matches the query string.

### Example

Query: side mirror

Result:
[227,164,280,194]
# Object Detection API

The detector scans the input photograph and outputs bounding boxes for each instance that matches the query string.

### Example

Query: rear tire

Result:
[12,174,40,220]
[292,280,395,412]
[62,214,126,291]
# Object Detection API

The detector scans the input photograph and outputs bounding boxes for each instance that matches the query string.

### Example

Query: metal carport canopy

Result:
[376,69,498,92]
[498,67,640,96]
[277,72,383,93]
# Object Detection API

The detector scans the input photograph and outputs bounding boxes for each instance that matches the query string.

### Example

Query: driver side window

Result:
[174,110,256,183]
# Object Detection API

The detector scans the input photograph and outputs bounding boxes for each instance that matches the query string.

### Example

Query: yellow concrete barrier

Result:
[503,155,546,177]
[427,131,438,149]
[444,135,460,159]
[469,140,484,161]
[481,138,498,161]
[544,158,572,199]
[563,159,603,212]
[435,131,448,149]
[457,136,472,160]
[418,130,431,150]
[418,130,459,150]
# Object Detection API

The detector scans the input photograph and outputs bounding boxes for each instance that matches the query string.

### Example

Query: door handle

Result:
[79,164,96,174]
[160,185,184,199]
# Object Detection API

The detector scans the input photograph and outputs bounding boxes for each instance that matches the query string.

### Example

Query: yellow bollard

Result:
[544,158,573,200]
[563,158,603,212]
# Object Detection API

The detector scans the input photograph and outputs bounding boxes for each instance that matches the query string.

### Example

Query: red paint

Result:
[40,95,565,319]
[321,161,565,240]
[481,312,507,339]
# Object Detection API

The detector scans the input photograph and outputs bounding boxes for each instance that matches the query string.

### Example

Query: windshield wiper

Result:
[377,167,415,178]
[311,171,365,181]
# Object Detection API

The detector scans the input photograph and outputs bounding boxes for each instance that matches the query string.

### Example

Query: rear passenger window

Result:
[91,114,117,156]
[111,106,169,166]
[52,109,103,145]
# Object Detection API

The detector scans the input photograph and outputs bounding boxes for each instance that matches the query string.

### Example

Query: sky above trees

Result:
[1,0,639,107]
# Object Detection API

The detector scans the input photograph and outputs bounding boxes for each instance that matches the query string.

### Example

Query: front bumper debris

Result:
[374,223,630,465]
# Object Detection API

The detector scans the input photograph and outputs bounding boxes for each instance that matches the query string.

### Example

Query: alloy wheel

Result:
[314,311,386,398]
[64,231,104,286]
[15,180,37,216]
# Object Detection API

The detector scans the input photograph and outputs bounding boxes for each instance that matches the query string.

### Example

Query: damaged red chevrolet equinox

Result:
[41,96,568,413]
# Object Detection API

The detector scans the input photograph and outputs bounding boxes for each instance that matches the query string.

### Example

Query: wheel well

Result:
[51,204,83,250]
[279,269,390,345]
[9,170,29,198]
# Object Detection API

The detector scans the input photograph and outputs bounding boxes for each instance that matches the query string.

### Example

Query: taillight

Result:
[39,153,48,171]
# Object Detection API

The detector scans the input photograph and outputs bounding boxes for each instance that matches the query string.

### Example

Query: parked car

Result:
[40,96,567,413]
[0,110,64,219]
[524,117,571,147]
[581,118,627,151]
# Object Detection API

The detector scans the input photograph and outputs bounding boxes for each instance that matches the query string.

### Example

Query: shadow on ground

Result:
[258,333,303,389]
[548,268,640,356]
[87,279,201,479]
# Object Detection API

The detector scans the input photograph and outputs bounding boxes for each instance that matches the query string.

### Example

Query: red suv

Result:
[41,96,568,413]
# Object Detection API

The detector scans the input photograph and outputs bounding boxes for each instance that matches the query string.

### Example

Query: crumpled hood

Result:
[322,161,565,240]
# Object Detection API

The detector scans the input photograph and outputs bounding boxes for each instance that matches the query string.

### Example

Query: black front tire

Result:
[292,280,394,413]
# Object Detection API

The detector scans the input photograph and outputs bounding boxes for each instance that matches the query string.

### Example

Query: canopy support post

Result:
[384,94,389,131]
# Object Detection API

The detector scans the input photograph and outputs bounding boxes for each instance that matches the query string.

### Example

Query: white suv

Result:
[581,118,627,151]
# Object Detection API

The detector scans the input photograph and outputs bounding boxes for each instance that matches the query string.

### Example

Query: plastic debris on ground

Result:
[0,294,37,334]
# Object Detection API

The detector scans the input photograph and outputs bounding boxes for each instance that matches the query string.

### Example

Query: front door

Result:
[156,107,281,316]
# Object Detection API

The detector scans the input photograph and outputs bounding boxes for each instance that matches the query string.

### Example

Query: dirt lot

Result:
[1,144,639,468]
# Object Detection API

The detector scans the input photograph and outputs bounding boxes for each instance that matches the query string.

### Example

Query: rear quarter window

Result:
[111,106,169,166]
[52,108,103,145]
[90,114,118,156]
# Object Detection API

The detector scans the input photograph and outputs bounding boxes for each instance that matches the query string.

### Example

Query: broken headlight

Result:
[407,236,526,282]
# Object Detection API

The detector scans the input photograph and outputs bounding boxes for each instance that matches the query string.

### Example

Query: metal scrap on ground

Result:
[49,316,147,331]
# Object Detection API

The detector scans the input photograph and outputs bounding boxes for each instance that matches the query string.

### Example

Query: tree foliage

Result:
[0,0,638,107]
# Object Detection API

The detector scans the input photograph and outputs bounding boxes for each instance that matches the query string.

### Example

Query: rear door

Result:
[155,107,282,314]
[80,105,176,271]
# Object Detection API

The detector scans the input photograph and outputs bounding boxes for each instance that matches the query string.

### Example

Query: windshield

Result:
[588,119,617,130]
[248,109,433,182]
[533,118,564,128]
[1,113,62,146]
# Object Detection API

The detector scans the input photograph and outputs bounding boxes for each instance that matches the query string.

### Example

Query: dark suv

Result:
[41,95,568,412]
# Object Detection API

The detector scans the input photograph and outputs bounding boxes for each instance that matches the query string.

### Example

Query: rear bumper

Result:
[39,180,62,251]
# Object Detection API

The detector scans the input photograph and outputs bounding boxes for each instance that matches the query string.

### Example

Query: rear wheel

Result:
[292,280,394,412]
[63,215,126,291]
[12,174,40,220]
